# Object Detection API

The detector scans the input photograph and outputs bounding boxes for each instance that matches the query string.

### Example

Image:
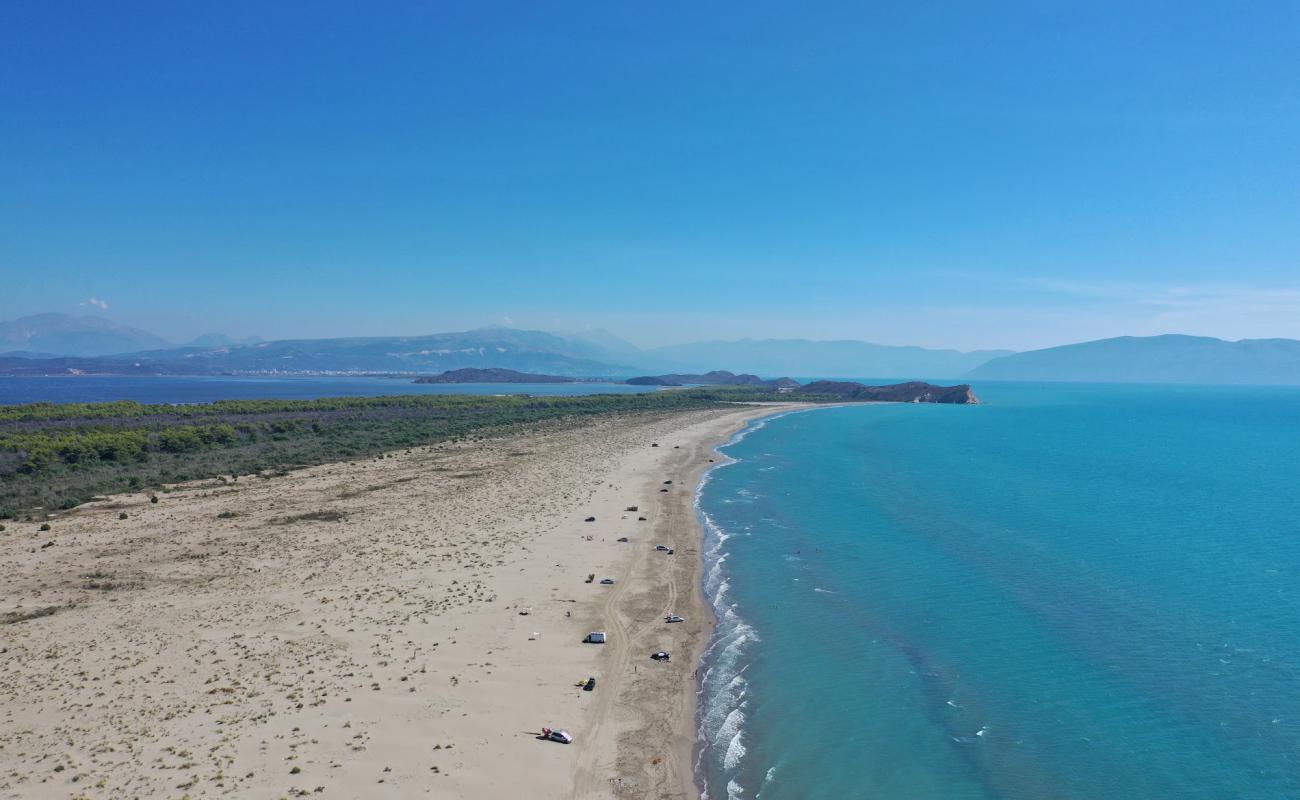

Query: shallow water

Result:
[696,383,1300,799]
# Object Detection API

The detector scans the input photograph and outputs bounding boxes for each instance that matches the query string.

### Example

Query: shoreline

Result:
[687,409,792,796]
[0,403,803,799]
[586,403,807,799]
[687,404,849,798]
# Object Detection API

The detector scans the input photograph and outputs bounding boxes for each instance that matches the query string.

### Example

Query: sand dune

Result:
[0,405,796,799]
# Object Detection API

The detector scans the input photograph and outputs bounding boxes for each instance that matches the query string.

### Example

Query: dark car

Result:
[583,677,596,691]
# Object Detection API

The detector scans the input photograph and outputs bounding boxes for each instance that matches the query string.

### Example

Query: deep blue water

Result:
[696,383,1300,799]
[0,375,656,405]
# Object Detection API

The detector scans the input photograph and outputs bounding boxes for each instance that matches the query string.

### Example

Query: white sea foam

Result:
[723,731,747,772]
[694,409,827,797]
[720,706,748,770]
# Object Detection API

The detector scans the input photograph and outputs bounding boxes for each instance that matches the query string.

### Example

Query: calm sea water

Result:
[0,375,655,405]
[696,383,1300,799]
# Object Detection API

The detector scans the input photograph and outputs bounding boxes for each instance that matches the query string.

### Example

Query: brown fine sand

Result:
[0,404,801,799]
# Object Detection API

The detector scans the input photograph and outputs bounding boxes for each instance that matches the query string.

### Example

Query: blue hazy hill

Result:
[0,313,172,357]
[646,338,1012,378]
[969,335,1300,385]
[118,327,637,376]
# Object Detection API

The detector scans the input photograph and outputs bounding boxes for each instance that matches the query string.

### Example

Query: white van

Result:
[584,631,607,644]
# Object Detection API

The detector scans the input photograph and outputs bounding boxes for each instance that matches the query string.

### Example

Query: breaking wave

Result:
[696,413,798,798]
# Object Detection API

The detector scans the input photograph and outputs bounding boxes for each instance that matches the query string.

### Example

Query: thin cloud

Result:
[81,297,109,310]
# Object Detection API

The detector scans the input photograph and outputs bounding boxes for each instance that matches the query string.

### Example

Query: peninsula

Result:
[799,380,980,404]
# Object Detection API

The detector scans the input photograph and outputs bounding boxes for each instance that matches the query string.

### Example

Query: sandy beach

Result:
[0,404,798,799]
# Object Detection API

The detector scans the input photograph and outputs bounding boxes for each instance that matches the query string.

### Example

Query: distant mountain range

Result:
[185,332,264,348]
[0,314,1008,378]
[969,335,1300,385]
[0,313,172,357]
[3,313,1300,386]
[121,327,630,376]
[0,313,261,357]
[643,338,1012,379]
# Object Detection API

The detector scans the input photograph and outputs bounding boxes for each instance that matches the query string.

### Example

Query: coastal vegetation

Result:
[0,390,737,518]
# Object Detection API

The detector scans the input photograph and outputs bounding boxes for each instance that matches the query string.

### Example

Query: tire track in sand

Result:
[574,438,698,798]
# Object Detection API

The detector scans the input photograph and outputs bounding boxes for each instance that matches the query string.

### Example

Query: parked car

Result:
[617,537,629,542]
[665,614,685,623]
[584,631,607,644]
[600,578,616,585]
[651,651,671,662]
[655,545,669,552]
[583,677,596,692]
[542,727,573,744]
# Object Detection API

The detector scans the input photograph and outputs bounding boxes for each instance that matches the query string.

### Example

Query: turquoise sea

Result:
[696,383,1300,799]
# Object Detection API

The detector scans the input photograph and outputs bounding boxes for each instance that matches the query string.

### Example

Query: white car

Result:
[542,727,573,744]
[599,578,616,585]
[665,614,685,623]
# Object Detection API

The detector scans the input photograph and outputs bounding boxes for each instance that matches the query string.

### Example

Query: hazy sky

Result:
[2,2,1298,350]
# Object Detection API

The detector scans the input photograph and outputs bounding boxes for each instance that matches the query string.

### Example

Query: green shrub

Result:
[157,427,204,453]
[0,388,800,516]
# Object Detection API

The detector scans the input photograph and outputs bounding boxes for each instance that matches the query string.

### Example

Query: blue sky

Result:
[2,2,1297,350]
